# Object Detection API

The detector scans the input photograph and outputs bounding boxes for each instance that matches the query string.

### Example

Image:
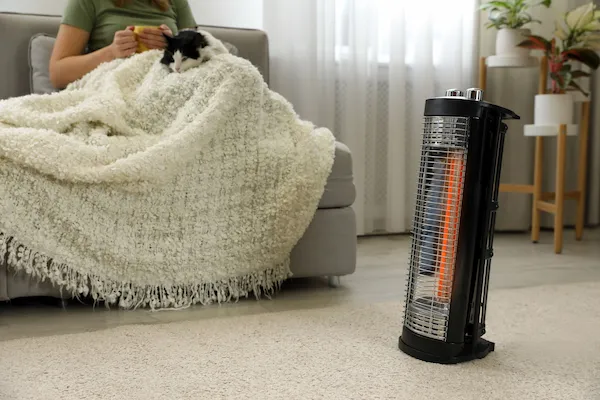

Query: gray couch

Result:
[0,12,357,302]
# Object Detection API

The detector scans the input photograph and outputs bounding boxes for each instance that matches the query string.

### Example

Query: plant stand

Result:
[478,56,591,254]
[528,103,590,254]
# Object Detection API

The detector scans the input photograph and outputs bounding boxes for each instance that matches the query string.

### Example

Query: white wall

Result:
[0,0,263,28]
[0,0,64,15]
[191,0,262,29]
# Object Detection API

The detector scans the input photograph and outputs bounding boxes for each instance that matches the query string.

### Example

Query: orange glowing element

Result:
[437,152,464,301]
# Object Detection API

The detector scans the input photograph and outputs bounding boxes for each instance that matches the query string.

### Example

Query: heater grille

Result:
[404,116,469,341]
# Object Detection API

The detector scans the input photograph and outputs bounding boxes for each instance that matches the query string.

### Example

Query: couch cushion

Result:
[29,33,60,95]
[319,142,355,209]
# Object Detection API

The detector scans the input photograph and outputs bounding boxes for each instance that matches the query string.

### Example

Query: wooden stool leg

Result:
[479,57,487,90]
[532,57,547,243]
[532,136,543,243]
[575,101,590,241]
[554,124,567,254]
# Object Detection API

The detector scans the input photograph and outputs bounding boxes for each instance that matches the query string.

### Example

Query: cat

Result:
[160,28,229,73]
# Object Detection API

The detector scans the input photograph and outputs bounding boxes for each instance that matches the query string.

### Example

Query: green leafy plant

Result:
[518,2,600,96]
[481,0,552,30]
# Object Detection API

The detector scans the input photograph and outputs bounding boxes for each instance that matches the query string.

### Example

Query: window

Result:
[334,0,477,65]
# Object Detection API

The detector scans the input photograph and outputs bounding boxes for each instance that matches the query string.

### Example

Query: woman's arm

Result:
[49,24,137,89]
[174,0,197,29]
[49,24,110,89]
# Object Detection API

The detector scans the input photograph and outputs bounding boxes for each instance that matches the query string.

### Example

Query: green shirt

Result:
[61,0,197,52]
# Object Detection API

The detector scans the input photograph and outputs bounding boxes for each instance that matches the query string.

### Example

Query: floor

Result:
[1,228,599,342]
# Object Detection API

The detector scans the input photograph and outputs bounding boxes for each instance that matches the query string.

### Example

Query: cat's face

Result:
[160,30,208,73]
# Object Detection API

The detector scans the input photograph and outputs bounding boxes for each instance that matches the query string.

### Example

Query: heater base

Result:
[398,336,495,365]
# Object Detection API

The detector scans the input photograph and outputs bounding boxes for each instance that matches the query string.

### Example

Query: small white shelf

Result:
[486,55,538,68]
[524,124,578,137]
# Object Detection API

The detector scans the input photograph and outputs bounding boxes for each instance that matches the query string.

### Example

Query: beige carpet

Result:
[1,282,599,400]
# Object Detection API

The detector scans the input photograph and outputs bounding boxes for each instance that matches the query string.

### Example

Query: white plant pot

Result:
[534,94,574,126]
[495,28,531,57]
[525,93,578,136]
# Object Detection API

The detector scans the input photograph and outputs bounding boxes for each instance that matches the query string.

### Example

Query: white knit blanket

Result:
[0,50,335,309]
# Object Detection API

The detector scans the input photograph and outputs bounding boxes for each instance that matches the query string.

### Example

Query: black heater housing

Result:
[398,88,519,364]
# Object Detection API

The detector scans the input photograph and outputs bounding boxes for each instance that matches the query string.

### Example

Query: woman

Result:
[49,0,197,89]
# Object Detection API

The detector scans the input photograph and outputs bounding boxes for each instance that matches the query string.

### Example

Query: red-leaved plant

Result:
[518,2,600,96]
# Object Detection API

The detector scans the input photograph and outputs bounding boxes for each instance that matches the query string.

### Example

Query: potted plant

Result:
[518,2,600,127]
[481,0,552,58]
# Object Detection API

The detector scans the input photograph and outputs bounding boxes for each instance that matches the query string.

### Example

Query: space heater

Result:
[398,88,519,364]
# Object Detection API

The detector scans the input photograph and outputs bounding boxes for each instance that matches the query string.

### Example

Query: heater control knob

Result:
[445,88,463,97]
[465,88,484,101]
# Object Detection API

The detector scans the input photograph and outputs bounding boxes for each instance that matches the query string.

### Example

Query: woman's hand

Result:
[137,25,173,50]
[110,26,137,59]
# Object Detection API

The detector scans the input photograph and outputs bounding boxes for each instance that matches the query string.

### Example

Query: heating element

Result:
[398,88,519,364]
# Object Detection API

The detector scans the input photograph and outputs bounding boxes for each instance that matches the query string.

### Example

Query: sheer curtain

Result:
[263,0,479,235]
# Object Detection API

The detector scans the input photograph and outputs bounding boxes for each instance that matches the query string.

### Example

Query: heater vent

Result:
[404,116,469,341]
[422,117,469,149]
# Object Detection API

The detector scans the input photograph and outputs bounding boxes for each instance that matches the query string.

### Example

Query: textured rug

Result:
[1,282,599,400]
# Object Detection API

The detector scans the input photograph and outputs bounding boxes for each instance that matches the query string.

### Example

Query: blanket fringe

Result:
[0,231,290,311]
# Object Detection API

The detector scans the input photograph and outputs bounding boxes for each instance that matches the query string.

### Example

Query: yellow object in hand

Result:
[133,26,158,53]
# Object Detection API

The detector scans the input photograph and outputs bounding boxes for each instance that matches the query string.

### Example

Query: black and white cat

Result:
[160,28,229,73]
